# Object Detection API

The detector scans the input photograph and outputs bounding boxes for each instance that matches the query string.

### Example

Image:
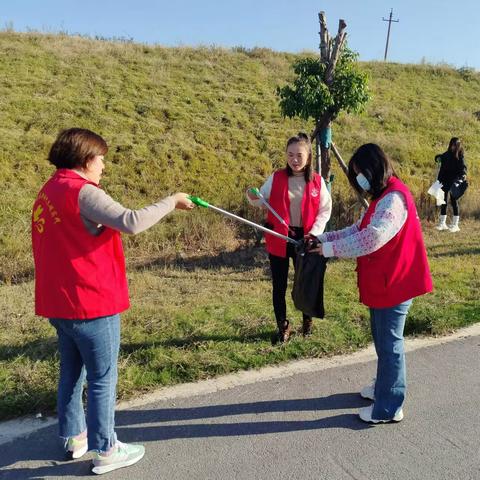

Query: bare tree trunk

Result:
[311,117,331,181]
[315,132,321,176]
[315,12,349,186]
[319,120,332,183]
[320,145,331,182]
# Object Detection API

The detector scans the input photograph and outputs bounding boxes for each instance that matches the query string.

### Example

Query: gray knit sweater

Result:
[78,184,175,236]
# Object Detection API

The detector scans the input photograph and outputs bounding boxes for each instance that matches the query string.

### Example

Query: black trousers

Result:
[268,227,310,324]
[440,187,459,216]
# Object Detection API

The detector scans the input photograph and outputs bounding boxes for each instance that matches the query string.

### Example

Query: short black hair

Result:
[48,128,108,169]
[347,143,397,199]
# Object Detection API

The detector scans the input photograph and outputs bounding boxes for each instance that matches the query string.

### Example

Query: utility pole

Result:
[382,8,399,61]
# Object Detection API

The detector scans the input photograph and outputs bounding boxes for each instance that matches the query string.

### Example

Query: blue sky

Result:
[3,0,480,69]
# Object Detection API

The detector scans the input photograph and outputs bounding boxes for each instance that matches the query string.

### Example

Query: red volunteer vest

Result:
[32,169,130,319]
[265,169,321,257]
[357,177,432,308]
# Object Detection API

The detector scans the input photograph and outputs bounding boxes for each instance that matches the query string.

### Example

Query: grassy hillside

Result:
[1,32,479,420]
[1,31,479,283]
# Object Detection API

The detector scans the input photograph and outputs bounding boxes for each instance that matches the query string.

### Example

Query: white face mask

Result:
[356,173,371,191]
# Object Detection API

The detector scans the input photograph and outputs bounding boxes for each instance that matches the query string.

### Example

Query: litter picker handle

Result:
[248,187,261,197]
[188,196,210,208]
[188,195,299,246]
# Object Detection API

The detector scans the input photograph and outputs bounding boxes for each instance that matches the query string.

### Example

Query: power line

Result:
[382,8,399,61]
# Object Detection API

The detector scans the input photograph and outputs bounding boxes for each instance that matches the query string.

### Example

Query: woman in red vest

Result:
[32,128,194,474]
[313,143,432,423]
[247,133,332,344]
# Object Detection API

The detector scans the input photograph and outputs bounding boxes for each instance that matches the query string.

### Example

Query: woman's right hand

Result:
[309,244,323,255]
[173,193,195,210]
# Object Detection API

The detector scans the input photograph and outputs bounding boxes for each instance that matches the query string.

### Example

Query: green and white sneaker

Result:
[91,441,145,475]
[65,435,88,460]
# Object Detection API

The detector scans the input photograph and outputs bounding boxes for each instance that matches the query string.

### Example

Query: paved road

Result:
[1,331,479,480]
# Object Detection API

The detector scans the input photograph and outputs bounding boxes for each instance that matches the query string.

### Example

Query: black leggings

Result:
[269,227,311,324]
[440,189,459,216]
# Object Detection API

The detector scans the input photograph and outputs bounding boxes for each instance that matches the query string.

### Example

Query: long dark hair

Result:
[447,137,464,161]
[347,143,398,199]
[285,132,313,182]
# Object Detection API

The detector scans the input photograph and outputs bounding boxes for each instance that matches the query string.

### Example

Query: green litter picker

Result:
[188,195,300,246]
[247,187,294,234]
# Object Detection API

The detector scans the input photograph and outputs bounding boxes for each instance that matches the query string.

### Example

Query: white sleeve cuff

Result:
[322,242,335,258]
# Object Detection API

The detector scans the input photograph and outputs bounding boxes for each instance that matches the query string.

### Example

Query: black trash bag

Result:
[450,178,468,200]
[292,239,328,318]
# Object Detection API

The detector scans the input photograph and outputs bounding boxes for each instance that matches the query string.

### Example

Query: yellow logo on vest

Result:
[33,204,46,233]
[33,193,62,233]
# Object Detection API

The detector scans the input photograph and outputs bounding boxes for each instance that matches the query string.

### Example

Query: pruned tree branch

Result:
[319,11,330,63]
[325,19,347,85]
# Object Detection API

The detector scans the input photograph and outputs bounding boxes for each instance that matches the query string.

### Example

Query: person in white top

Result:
[247,133,332,343]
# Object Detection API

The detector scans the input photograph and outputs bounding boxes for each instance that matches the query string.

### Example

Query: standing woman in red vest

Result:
[32,128,194,474]
[247,133,332,344]
[313,143,432,423]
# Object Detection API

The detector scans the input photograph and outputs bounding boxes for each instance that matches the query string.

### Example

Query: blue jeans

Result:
[49,314,120,452]
[370,300,412,420]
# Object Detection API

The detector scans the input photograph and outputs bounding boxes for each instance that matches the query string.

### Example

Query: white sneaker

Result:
[92,441,145,475]
[359,404,403,424]
[435,215,448,231]
[448,216,460,232]
[360,380,375,400]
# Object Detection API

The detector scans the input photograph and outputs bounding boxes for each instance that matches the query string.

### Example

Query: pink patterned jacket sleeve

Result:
[320,192,408,258]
